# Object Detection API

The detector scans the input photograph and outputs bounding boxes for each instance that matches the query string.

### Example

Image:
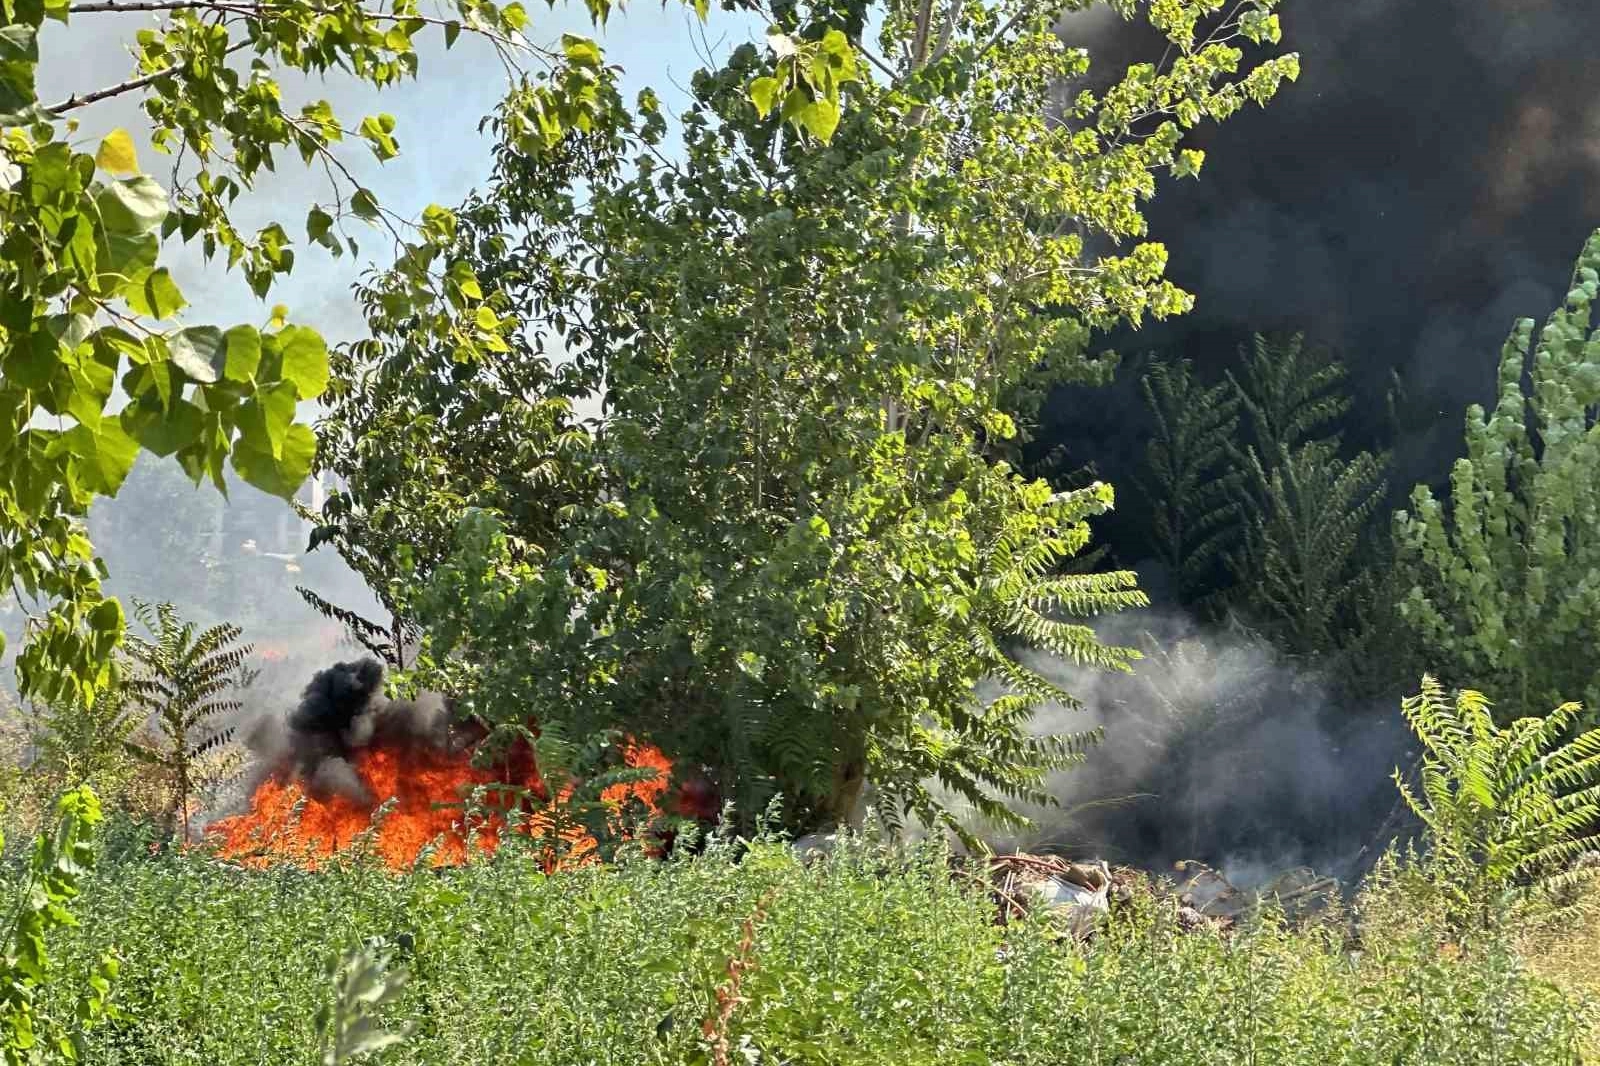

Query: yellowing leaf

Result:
[95,128,139,175]
[802,97,840,143]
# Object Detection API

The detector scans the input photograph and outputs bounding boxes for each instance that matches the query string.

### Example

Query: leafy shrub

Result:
[122,601,255,838]
[20,834,1586,1064]
[1394,676,1600,926]
[0,787,121,1064]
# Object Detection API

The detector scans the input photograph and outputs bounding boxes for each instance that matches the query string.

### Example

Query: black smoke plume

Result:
[238,658,457,804]
[1043,0,1600,558]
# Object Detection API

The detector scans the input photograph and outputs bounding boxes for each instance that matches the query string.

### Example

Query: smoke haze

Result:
[960,608,1412,887]
[1045,0,1600,544]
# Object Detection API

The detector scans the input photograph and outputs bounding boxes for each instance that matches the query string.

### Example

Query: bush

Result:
[17,835,1585,1065]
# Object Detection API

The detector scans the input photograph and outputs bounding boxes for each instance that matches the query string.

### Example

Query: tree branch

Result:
[45,39,251,114]
[69,0,529,54]
[927,0,964,67]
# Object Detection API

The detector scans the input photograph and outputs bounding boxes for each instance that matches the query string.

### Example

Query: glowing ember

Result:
[208,738,673,871]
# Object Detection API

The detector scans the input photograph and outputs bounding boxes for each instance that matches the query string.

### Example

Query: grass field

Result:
[18,828,1587,1066]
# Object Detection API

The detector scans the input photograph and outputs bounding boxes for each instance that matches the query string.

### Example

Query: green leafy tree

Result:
[1396,676,1600,927]
[1225,333,1390,659]
[1394,229,1600,718]
[1135,357,1242,605]
[1,0,831,706]
[121,600,254,838]
[1231,439,1389,656]
[0,786,120,1065]
[361,0,1300,838]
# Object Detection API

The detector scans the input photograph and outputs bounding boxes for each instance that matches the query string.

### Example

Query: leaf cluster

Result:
[1395,675,1600,926]
[1394,229,1600,718]
[0,787,119,1065]
[120,600,254,838]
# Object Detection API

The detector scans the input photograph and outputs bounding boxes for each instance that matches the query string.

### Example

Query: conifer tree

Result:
[1394,229,1600,718]
[1232,439,1389,655]
[1136,358,1242,605]
[1226,334,1390,658]
[1227,332,1349,457]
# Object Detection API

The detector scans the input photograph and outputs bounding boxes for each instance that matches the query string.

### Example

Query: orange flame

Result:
[207,737,672,871]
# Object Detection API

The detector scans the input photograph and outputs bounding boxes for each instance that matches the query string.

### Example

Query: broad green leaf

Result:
[819,27,851,58]
[65,359,114,430]
[64,421,139,495]
[167,326,223,383]
[801,97,840,142]
[449,260,482,301]
[231,421,316,499]
[93,176,168,237]
[237,380,298,460]
[120,397,204,457]
[307,205,334,242]
[95,229,159,288]
[95,129,139,175]
[275,325,330,399]
[223,325,262,382]
[87,597,123,637]
[124,268,186,320]
[6,329,62,390]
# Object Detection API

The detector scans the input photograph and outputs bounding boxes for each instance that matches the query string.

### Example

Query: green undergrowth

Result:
[12,831,1587,1065]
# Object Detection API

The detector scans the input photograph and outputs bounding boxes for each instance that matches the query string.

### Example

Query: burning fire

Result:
[208,735,674,871]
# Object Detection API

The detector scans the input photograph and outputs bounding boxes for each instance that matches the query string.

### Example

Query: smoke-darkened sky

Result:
[1044,0,1600,529]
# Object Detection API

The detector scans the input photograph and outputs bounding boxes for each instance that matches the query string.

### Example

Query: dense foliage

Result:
[1395,229,1600,719]
[317,0,1302,836]
[15,833,1585,1065]
[1395,676,1600,923]
[0,0,828,708]
[1135,356,1242,606]
[0,788,118,1065]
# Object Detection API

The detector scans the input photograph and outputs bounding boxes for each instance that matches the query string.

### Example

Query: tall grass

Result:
[13,831,1587,1064]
